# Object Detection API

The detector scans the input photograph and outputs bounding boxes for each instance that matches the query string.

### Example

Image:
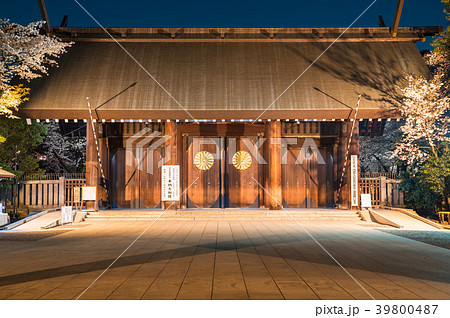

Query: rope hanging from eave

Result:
[336,94,361,207]
[87,97,108,201]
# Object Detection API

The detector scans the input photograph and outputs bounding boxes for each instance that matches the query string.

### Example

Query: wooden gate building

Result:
[19,27,436,210]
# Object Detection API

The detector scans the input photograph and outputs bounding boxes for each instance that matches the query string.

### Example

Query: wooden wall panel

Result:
[111,149,128,208]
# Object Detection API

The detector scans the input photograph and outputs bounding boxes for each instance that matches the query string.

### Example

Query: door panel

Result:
[226,137,260,208]
[186,137,221,208]
[282,144,333,208]
[282,149,307,207]
[111,146,162,209]
[139,148,162,208]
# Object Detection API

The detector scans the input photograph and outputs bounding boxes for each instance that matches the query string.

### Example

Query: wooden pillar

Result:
[58,177,65,207]
[332,143,339,206]
[38,0,51,35]
[86,119,99,211]
[181,132,188,209]
[98,137,108,206]
[391,0,405,38]
[163,121,179,210]
[268,121,282,210]
[379,176,387,206]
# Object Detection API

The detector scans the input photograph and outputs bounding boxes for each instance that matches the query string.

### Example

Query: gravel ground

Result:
[0,230,71,241]
[378,229,450,250]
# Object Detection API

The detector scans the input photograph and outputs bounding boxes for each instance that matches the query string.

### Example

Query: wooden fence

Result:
[0,177,85,209]
[1,174,403,209]
[360,176,404,208]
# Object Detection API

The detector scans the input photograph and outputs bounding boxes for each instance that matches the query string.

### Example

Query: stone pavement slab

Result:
[0,219,448,300]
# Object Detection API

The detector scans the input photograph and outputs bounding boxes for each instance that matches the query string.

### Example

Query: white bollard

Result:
[361,194,372,209]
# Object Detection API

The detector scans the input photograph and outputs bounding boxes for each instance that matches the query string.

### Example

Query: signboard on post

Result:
[351,155,359,207]
[73,187,81,203]
[73,187,81,211]
[82,186,97,201]
[162,165,180,201]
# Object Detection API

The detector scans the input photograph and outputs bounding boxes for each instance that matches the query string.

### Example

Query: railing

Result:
[360,172,400,179]
[0,176,85,209]
[21,173,85,181]
[360,176,404,208]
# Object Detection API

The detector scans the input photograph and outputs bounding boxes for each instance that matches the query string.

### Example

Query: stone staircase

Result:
[84,209,362,222]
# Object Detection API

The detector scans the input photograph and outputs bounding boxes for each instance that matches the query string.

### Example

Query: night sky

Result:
[2,0,449,50]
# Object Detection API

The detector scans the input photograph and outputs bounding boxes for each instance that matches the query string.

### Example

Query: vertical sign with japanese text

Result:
[351,155,358,207]
[162,165,180,201]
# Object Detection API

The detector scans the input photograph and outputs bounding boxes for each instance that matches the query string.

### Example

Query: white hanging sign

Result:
[162,165,180,201]
[351,155,359,207]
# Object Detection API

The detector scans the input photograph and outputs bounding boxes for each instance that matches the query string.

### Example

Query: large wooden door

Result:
[282,143,333,208]
[110,145,162,209]
[225,137,260,208]
[282,148,307,207]
[186,137,222,208]
[139,148,162,208]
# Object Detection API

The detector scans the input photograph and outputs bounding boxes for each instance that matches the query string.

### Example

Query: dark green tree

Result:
[0,118,47,179]
[433,0,450,53]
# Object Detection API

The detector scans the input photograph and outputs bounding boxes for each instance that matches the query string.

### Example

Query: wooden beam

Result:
[38,0,51,35]
[364,28,373,38]
[18,108,403,121]
[61,37,425,43]
[50,25,440,37]
[391,0,405,38]
[60,15,68,27]
[378,15,386,27]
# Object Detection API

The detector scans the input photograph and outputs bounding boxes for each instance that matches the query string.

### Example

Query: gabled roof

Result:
[19,27,432,120]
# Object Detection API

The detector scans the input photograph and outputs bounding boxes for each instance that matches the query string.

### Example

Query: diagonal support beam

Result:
[38,0,51,35]
[391,0,405,38]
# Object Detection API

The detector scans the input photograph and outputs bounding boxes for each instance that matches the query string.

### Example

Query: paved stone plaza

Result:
[0,220,449,300]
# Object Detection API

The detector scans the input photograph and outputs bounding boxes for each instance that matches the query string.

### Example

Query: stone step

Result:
[85,212,361,221]
[87,211,358,216]
[85,217,361,222]
[87,213,357,218]
[86,215,359,219]
[86,214,360,219]
[84,209,362,222]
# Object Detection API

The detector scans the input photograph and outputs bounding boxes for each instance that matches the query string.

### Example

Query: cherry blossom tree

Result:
[40,121,86,173]
[393,52,450,165]
[0,19,72,117]
[394,2,450,212]
[359,120,402,173]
